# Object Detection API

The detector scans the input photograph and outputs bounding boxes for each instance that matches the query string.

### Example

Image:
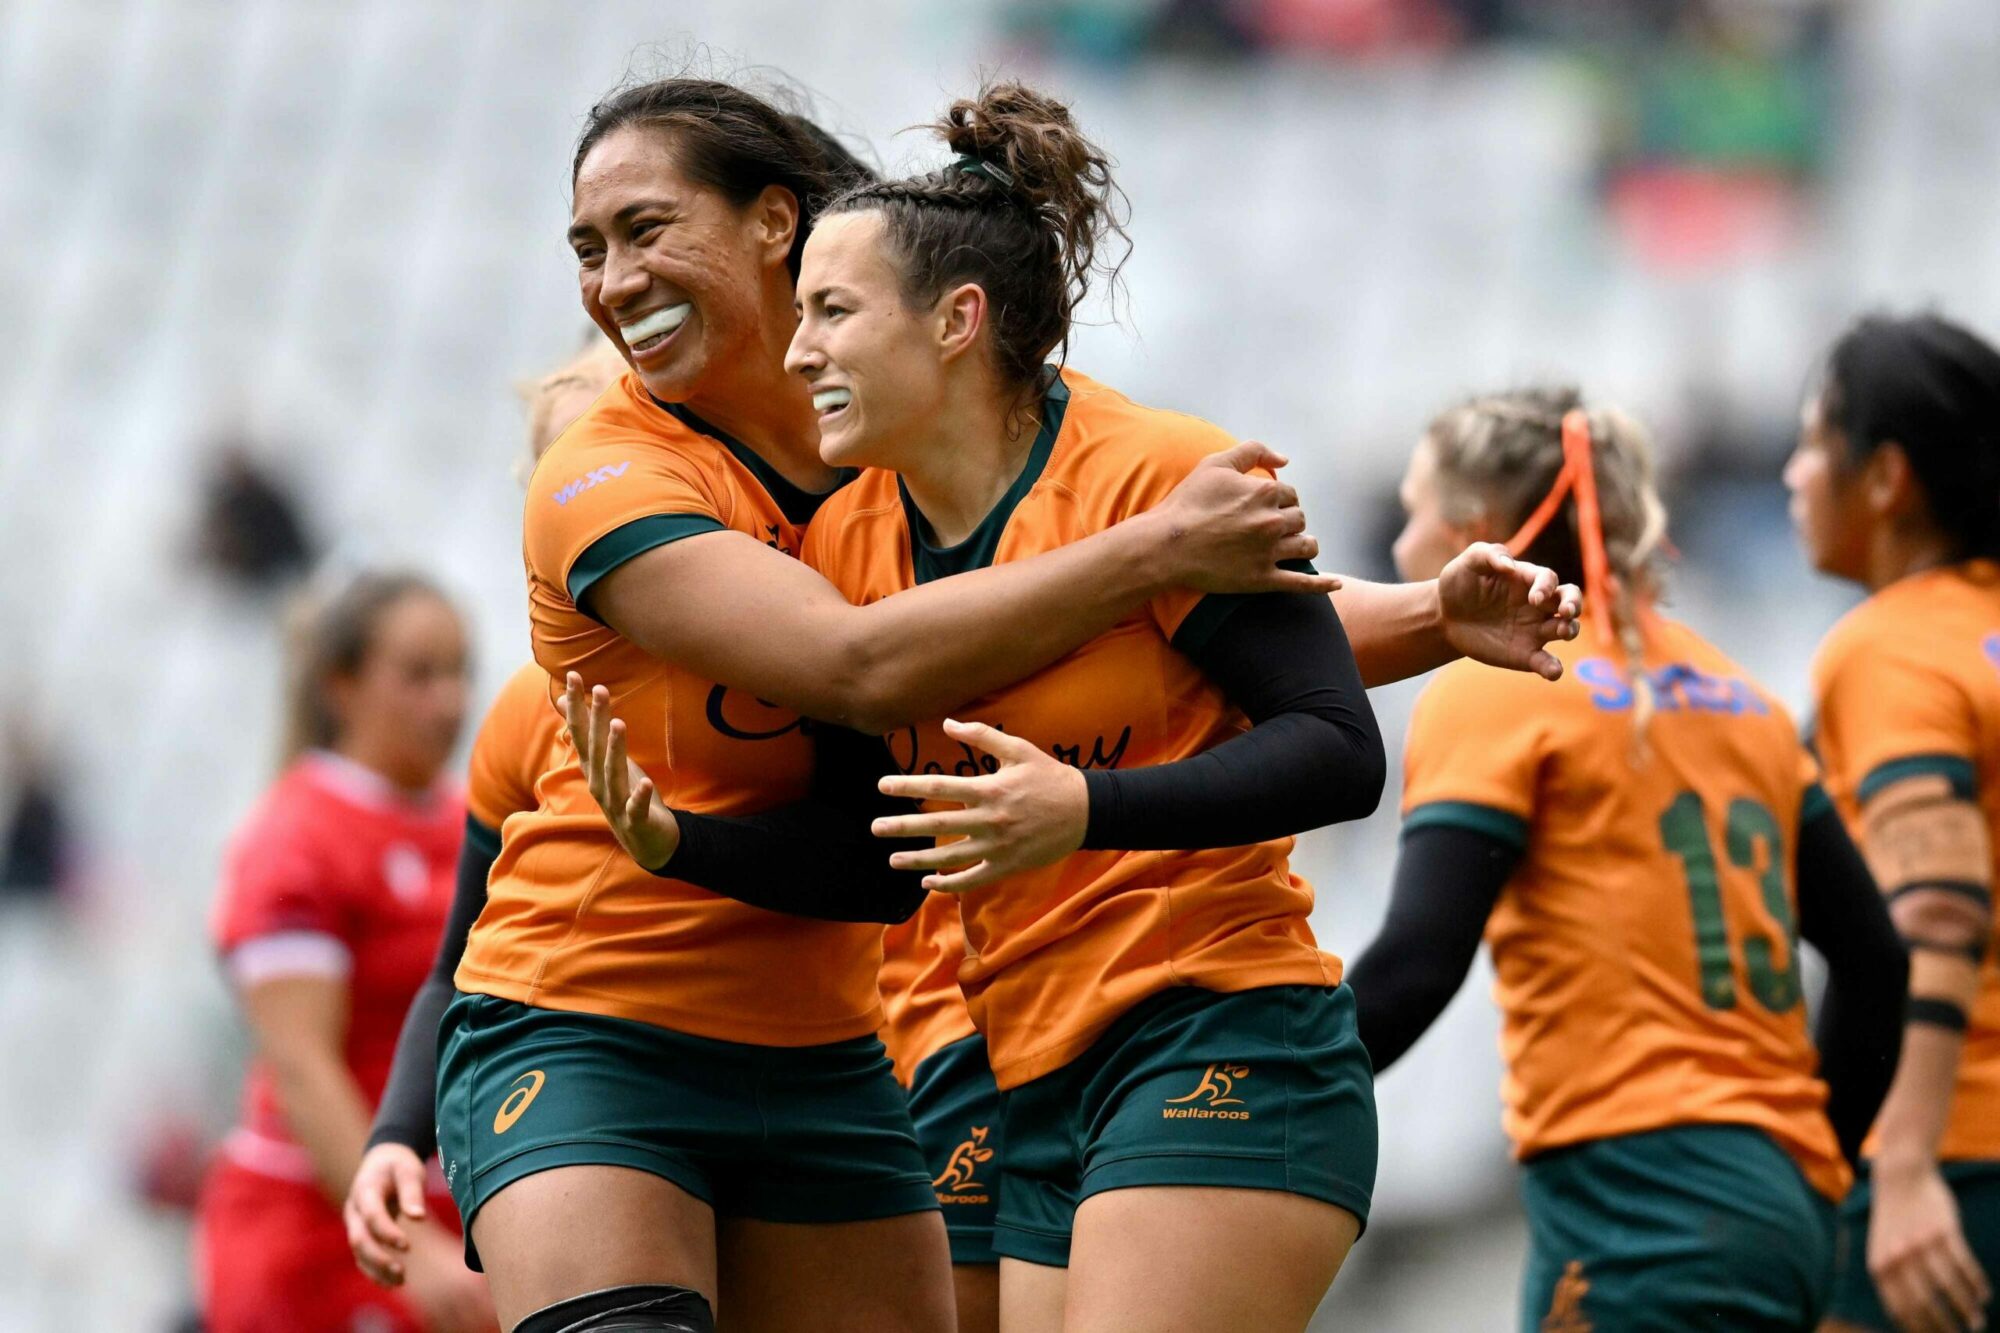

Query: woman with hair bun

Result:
[1792,313,2000,1333]
[436,75,1341,1333]
[1344,389,1906,1331]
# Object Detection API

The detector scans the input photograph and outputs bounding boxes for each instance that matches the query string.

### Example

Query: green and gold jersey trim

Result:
[1402,800,1532,850]
[1857,754,1980,804]
[903,371,1070,585]
[569,513,729,613]
[655,398,853,527]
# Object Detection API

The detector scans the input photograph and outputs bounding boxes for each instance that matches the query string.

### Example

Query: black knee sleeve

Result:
[512,1284,715,1333]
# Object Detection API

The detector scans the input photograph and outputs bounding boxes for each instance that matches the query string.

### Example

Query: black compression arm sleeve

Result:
[1796,806,1907,1165]
[367,814,497,1156]
[1079,590,1385,850]
[1346,824,1519,1074]
[663,723,929,924]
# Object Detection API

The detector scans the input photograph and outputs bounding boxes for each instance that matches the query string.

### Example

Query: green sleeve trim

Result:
[1169,559,1319,658]
[463,815,502,861]
[1402,800,1531,850]
[1857,754,1979,804]
[568,513,728,614]
[1800,782,1836,827]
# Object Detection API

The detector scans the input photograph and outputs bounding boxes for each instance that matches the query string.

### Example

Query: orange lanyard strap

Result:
[1504,409,1615,642]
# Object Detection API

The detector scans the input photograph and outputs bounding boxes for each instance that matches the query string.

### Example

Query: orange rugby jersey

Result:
[465,661,563,834]
[457,373,887,1046]
[806,369,1337,1091]
[879,894,978,1087]
[1811,560,2000,1162]
[1402,614,1848,1202]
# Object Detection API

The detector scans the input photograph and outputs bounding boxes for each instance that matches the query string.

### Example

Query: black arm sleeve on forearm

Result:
[367,814,497,1156]
[1078,590,1386,851]
[1796,807,1908,1165]
[662,723,929,924]
[1346,825,1518,1075]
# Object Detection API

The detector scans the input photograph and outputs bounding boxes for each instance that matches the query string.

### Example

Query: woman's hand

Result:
[563,673,680,872]
[1869,1161,1991,1333]
[1437,544,1583,682]
[345,1141,429,1286]
[400,1223,498,1333]
[873,720,1087,893]
[1149,443,1341,597]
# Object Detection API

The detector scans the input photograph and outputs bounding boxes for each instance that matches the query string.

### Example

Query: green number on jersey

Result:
[1657,792,1800,1013]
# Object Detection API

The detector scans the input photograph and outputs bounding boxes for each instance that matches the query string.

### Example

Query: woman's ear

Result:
[1865,440,1919,521]
[936,283,987,364]
[752,185,801,269]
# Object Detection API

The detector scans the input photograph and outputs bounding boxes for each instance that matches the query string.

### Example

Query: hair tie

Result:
[1505,409,1615,643]
[953,154,1015,189]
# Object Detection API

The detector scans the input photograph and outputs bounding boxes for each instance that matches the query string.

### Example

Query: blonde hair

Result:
[514,334,627,482]
[1424,386,1670,739]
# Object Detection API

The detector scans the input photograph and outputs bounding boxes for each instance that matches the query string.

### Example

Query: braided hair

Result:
[820,82,1130,414]
[1425,386,1670,740]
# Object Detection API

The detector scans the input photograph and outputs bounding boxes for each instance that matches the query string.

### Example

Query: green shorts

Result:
[1519,1124,1836,1333]
[1826,1159,2000,1329]
[435,992,936,1268]
[908,1033,1004,1266]
[991,984,1377,1268]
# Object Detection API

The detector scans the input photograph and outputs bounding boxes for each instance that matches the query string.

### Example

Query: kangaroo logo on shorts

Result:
[1163,1064,1251,1120]
[493,1070,546,1135]
[1541,1260,1592,1332]
[932,1126,995,1205]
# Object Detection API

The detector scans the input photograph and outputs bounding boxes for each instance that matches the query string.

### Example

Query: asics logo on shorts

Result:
[932,1126,995,1194]
[493,1070,546,1134]
[1541,1260,1592,1332]
[551,461,630,506]
[1166,1063,1250,1109]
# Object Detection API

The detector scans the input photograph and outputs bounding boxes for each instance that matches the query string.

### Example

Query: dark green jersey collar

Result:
[902,371,1071,585]
[652,396,852,526]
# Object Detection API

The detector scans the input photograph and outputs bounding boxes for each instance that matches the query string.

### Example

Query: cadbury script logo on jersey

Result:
[552,462,630,506]
[886,724,1132,777]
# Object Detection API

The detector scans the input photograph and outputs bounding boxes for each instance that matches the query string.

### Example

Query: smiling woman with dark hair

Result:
[424,75,1336,1333]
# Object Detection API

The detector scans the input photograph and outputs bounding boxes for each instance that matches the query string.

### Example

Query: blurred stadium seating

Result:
[1,0,1996,1325]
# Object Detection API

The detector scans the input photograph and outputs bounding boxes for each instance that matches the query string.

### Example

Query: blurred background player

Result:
[1789,313,2000,1333]
[345,334,622,1293]
[198,571,494,1333]
[1345,388,1906,1330]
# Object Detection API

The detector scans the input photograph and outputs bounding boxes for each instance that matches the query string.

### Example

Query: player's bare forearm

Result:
[267,1053,378,1206]
[1872,1023,1970,1181]
[1333,579,1450,688]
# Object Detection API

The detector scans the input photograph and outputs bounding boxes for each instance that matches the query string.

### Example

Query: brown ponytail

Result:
[821,81,1130,419]
[278,571,452,769]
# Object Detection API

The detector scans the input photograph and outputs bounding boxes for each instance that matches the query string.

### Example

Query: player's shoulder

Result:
[525,375,723,505]
[801,467,903,570]
[1044,368,1236,527]
[1056,368,1236,470]
[476,662,560,752]
[1810,576,1954,697]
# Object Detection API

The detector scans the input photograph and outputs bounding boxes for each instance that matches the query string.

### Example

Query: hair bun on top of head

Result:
[952,154,1015,189]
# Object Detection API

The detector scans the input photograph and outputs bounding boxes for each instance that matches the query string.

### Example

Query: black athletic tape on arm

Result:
[1898,933,1990,964]
[513,1283,715,1333]
[1885,880,1992,907]
[1907,997,1971,1032]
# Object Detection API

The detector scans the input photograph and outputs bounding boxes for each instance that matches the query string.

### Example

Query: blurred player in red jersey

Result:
[345,336,621,1291]
[198,571,495,1333]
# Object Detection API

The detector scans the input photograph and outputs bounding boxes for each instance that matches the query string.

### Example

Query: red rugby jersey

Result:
[211,752,463,1180]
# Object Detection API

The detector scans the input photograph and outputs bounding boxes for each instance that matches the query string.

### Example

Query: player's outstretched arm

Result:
[1335,543,1581,688]
[870,588,1384,891]
[591,444,1335,734]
